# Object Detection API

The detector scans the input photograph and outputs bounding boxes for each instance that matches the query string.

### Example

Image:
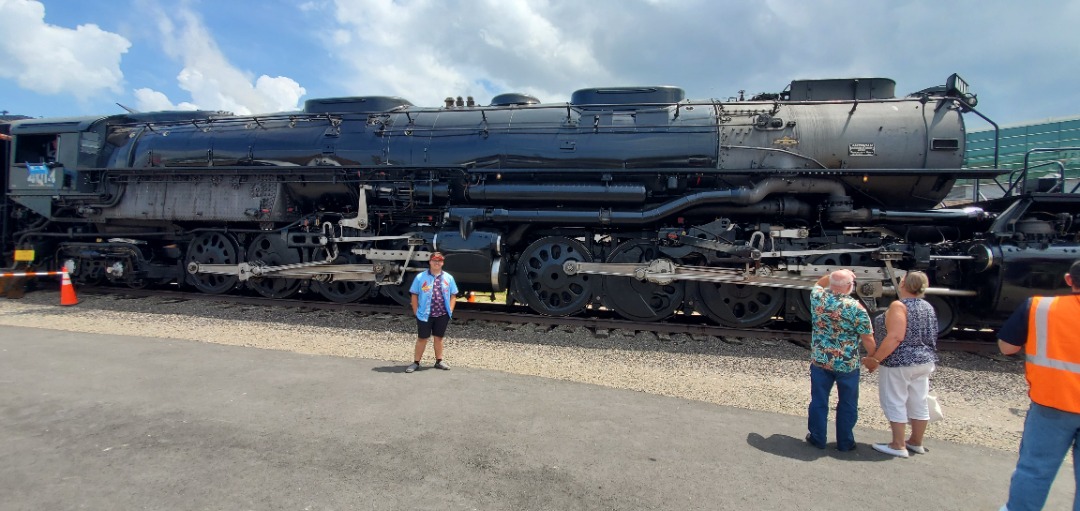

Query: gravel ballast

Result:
[0,291,1030,452]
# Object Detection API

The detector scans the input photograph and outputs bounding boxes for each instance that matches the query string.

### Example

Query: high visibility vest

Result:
[1025,295,1080,414]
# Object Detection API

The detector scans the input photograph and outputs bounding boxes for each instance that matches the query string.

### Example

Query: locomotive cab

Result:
[9,120,93,192]
[5,117,110,222]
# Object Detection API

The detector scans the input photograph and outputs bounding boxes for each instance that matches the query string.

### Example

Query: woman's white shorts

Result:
[878,362,935,423]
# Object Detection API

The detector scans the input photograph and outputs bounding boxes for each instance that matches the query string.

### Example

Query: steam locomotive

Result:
[3,73,1078,333]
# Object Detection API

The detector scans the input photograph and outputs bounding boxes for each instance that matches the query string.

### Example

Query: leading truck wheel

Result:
[185,232,240,294]
[513,236,596,316]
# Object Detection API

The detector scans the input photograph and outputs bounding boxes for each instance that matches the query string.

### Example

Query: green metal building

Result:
[960,117,1080,201]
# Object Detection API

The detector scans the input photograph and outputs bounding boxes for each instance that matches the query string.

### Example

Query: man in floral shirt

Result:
[806,269,876,451]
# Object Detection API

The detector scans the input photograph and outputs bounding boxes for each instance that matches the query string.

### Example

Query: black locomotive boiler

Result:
[3,74,1078,333]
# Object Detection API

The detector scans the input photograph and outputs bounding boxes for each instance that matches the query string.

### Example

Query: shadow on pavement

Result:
[746,433,891,463]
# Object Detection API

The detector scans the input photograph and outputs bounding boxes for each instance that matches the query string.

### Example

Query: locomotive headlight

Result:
[862,174,869,183]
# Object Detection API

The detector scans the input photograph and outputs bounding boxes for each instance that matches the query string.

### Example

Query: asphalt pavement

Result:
[0,325,1073,510]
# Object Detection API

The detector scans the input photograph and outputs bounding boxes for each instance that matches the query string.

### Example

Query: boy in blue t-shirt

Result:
[405,252,459,373]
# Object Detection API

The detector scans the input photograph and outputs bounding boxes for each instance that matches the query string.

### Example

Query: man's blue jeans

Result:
[807,363,859,451]
[1005,402,1080,511]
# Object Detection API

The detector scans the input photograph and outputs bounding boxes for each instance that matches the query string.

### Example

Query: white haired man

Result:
[806,269,876,451]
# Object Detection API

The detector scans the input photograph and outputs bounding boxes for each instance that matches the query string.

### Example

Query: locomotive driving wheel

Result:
[245,233,303,299]
[691,276,785,328]
[379,236,432,307]
[601,240,685,322]
[862,287,959,337]
[380,276,415,306]
[310,247,376,303]
[924,295,958,337]
[793,247,877,322]
[185,232,240,294]
[513,236,596,316]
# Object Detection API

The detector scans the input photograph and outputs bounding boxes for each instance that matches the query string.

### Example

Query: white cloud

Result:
[145,4,307,115]
[132,88,198,111]
[255,75,308,112]
[329,0,1074,125]
[326,0,611,106]
[298,1,325,12]
[331,29,351,46]
[5,0,1079,126]
[0,0,130,99]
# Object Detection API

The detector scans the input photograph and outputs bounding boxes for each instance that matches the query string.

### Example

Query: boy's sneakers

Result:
[405,361,449,372]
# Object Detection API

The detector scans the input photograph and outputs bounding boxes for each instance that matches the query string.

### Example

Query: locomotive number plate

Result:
[849,143,876,156]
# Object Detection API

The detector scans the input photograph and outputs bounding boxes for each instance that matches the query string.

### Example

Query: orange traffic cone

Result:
[467,291,476,303]
[60,270,79,306]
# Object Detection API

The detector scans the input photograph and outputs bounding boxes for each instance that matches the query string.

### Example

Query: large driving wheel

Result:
[691,279,785,328]
[245,233,303,299]
[381,277,415,306]
[924,295,958,337]
[185,232,240,294]
[380,235,431,306]
[868,293,958,338]
[311,248,376,303]
[513,236,595,316]
[601,240,684,321]
[794,247,878,322]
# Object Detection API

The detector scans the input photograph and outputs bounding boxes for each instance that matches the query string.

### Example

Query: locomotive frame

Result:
[2,73,1078,333]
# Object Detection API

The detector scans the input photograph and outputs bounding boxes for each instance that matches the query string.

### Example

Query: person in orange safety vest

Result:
[997,259,1080,511]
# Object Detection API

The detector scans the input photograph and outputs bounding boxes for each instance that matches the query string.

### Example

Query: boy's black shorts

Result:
[417,314,450,338]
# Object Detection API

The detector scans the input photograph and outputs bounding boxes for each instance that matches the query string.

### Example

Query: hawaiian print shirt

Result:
[810,284,872,373]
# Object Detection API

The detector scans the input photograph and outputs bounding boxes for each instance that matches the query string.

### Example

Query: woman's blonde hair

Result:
[901,271,929,295]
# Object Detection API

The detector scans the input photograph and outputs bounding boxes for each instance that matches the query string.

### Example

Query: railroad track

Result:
[74,286,999,354]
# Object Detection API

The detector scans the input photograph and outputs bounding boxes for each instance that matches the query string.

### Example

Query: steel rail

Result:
[67,286,998,354]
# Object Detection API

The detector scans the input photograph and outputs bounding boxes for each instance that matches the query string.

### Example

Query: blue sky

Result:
[2,0,1079,130]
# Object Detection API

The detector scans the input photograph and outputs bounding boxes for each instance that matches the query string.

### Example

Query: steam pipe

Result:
[465,183,648,204]
[828,207,988,223]
[693,197,814,218]
[449,178,846,225]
